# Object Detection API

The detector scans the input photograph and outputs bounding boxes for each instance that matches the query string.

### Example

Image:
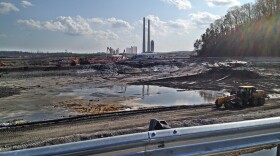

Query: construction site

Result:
[0,18,280,155]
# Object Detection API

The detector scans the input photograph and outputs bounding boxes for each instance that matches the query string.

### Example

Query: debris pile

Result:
[117,65,143,74]
[87,104,130,114]
[201,60,247,68]
[152,65,179,73]
[202,68,260,79]
[0,119,28,127]
[57,99,131,114]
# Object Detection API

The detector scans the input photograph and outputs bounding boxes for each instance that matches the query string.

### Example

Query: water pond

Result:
[59,84,229,106]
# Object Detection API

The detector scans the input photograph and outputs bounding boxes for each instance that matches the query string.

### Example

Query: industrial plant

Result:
[104,17,160,61]
[136,17,161,59]
[142,17,155,53]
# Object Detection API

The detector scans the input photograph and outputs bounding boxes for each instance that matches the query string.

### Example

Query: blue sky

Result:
[0,0,254,53]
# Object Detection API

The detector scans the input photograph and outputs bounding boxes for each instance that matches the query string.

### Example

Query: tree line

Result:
[0,51,107,58]
[194,0,280,56]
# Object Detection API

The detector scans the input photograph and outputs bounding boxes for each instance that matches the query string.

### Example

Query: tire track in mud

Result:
[0,105,214,149]
[0,105,212,129]
[0,100,280,151]
[1,106,278,145]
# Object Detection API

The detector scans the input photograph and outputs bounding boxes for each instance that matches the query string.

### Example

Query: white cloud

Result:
[87,18,105,25]
[18,16,93,36]
[142,15,191,36]
[88,17,133,29]
[17,19,42,29]
[17,16,119,40]
[162,0,192,10]
[93,30,119,40]
[21,1,33,8]
[107,18,133,29]
[168,19,190,29]
[0,2,19,14]
[189,12,220,28]
[206,0,240,7]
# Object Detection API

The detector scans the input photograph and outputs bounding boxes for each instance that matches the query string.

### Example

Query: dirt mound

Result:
[118,60,183,68]
[133,67,262,91]
[142,68,260,84]
[89,104,129,114]
[0,87,20,98]
[200,68,260,79]
[56,99,130,114]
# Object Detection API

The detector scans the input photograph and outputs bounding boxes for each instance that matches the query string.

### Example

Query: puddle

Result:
[0,84,229,123]
[59,84,229,106]
[0,109,69,124]
[0,94,70,123]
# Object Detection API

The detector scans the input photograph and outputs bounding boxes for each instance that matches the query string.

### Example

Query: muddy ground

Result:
[0,87,20,98]
[0,57,280,154]
[0,99,280,153]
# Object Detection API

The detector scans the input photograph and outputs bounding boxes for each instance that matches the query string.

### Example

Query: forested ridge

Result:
[194,0,280,57]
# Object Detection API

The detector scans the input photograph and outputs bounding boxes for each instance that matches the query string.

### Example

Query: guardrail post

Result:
[277,144,280,156]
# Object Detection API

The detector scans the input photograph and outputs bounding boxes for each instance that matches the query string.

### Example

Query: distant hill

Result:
[160,51,195,58]
[0,51,106,58]
[0,51,72,58]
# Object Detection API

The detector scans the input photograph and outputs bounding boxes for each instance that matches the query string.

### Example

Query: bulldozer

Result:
[215,86,268,109]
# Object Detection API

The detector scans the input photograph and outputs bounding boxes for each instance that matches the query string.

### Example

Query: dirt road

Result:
[1,99,280,151]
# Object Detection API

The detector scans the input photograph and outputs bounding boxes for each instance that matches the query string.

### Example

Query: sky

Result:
[0,0,254,53]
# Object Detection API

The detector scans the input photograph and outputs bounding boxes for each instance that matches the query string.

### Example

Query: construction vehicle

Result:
[215,86,268,109]
[70,58,80,66]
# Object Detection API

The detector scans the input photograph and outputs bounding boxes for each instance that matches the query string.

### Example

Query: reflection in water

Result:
[198,90,219,102]
[130,85,227,106]
[147,85,150,96]
[142,85,145,99]
[140,85,151,99]
[59,84,228,106]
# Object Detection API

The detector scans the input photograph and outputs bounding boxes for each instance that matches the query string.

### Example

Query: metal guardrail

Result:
[1,117,280,156]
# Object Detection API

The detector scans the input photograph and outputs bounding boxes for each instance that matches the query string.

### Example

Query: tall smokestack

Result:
[151,40,154,52]
[147,19,151,52]
[142,17,146,53]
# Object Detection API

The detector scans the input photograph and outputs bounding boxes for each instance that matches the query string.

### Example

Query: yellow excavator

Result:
[215,86,268,109]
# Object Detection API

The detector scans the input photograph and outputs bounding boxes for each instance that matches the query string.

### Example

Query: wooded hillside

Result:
[194,0,280,56]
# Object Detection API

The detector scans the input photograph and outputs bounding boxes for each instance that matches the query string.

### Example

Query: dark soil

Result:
[0,87,20,98]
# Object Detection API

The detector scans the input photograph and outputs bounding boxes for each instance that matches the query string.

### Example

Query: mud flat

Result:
[55,97,153,115]
[0,57,279,120]
[0,57,280,152]
[0,99,280,152]
[0,87,20,98]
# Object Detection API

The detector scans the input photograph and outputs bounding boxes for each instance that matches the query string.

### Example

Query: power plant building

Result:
[126,46,137,55]
[136,17,161,60]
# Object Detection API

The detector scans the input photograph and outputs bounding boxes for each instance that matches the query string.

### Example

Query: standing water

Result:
[59,84,229,106]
